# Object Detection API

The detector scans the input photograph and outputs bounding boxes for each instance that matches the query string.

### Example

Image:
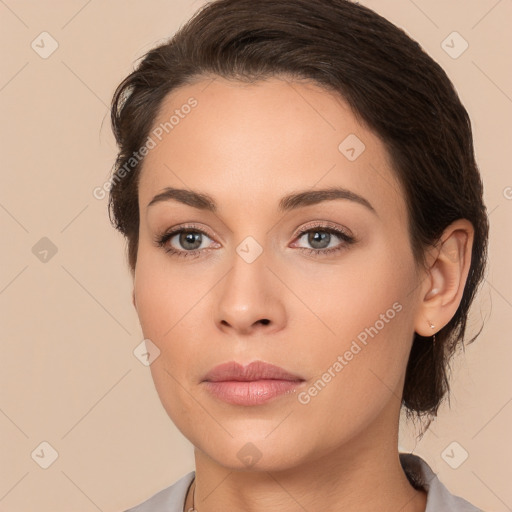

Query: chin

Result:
[191,430,313,473]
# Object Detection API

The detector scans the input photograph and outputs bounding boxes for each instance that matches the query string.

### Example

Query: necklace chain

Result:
[186,478,196,512]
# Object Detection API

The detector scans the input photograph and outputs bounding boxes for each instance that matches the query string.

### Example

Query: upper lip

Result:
[203,360,304,382]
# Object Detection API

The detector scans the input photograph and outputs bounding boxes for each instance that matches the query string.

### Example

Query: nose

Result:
[214,249,286,336]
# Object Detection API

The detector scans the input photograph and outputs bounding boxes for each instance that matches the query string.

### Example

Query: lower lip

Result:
[203,379,304,406]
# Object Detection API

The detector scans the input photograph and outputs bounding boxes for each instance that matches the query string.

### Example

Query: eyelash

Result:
[153,222,356,259]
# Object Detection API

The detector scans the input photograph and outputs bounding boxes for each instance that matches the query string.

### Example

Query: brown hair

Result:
[108,0,489,426]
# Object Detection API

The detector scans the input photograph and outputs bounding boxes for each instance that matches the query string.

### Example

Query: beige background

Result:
[0,0,510,510]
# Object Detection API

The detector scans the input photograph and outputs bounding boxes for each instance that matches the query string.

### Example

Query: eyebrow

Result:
[147,186,377,215]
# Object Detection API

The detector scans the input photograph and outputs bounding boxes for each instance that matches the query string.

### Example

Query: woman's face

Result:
[133,76,426,470]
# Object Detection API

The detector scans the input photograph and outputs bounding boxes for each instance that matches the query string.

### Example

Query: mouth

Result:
[202,360,306,406]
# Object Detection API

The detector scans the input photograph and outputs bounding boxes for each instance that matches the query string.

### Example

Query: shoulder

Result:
[399,452,485,512]
[123,471,195,512]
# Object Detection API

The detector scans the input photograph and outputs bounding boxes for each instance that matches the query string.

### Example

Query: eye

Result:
[292,222,356,257]
[153,224,218,259]
[154,221,356,259]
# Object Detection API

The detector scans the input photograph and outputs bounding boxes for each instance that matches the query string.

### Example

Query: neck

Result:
[184,425,427,512]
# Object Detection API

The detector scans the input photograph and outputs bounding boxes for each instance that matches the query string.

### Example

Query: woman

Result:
[108,0,489,510]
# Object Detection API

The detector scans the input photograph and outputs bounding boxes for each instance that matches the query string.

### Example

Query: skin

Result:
[132,76,474,512]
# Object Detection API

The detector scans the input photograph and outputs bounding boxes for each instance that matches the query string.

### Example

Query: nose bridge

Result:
[214,233,285,333]
[225,236,270,308]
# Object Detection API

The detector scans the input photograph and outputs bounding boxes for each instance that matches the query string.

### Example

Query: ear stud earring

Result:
[428,320,436,346]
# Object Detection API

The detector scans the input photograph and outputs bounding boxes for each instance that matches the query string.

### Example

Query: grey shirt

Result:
[124,453,484,511]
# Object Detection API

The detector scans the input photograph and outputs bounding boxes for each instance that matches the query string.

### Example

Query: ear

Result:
[414,219,474,336]
[132,289,137,310]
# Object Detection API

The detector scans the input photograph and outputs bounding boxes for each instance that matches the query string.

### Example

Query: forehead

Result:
[138,76,405,221]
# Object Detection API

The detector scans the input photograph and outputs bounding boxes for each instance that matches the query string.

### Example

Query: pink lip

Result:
[202,360,305,406]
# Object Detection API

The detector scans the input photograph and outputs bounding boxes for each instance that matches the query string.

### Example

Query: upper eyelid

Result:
[165,221,349,234]
[295,220,353,236]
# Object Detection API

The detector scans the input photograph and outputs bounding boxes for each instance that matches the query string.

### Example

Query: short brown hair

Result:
[108,0,489,425]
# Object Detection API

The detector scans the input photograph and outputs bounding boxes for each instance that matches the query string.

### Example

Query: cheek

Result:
[292,243,414,345]
[133,248,195,340]
[291,243,417,410]
[133,248,211,388]
[133,254,202,429]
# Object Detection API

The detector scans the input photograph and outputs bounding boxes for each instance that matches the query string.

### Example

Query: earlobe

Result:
[414,219,474,337]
